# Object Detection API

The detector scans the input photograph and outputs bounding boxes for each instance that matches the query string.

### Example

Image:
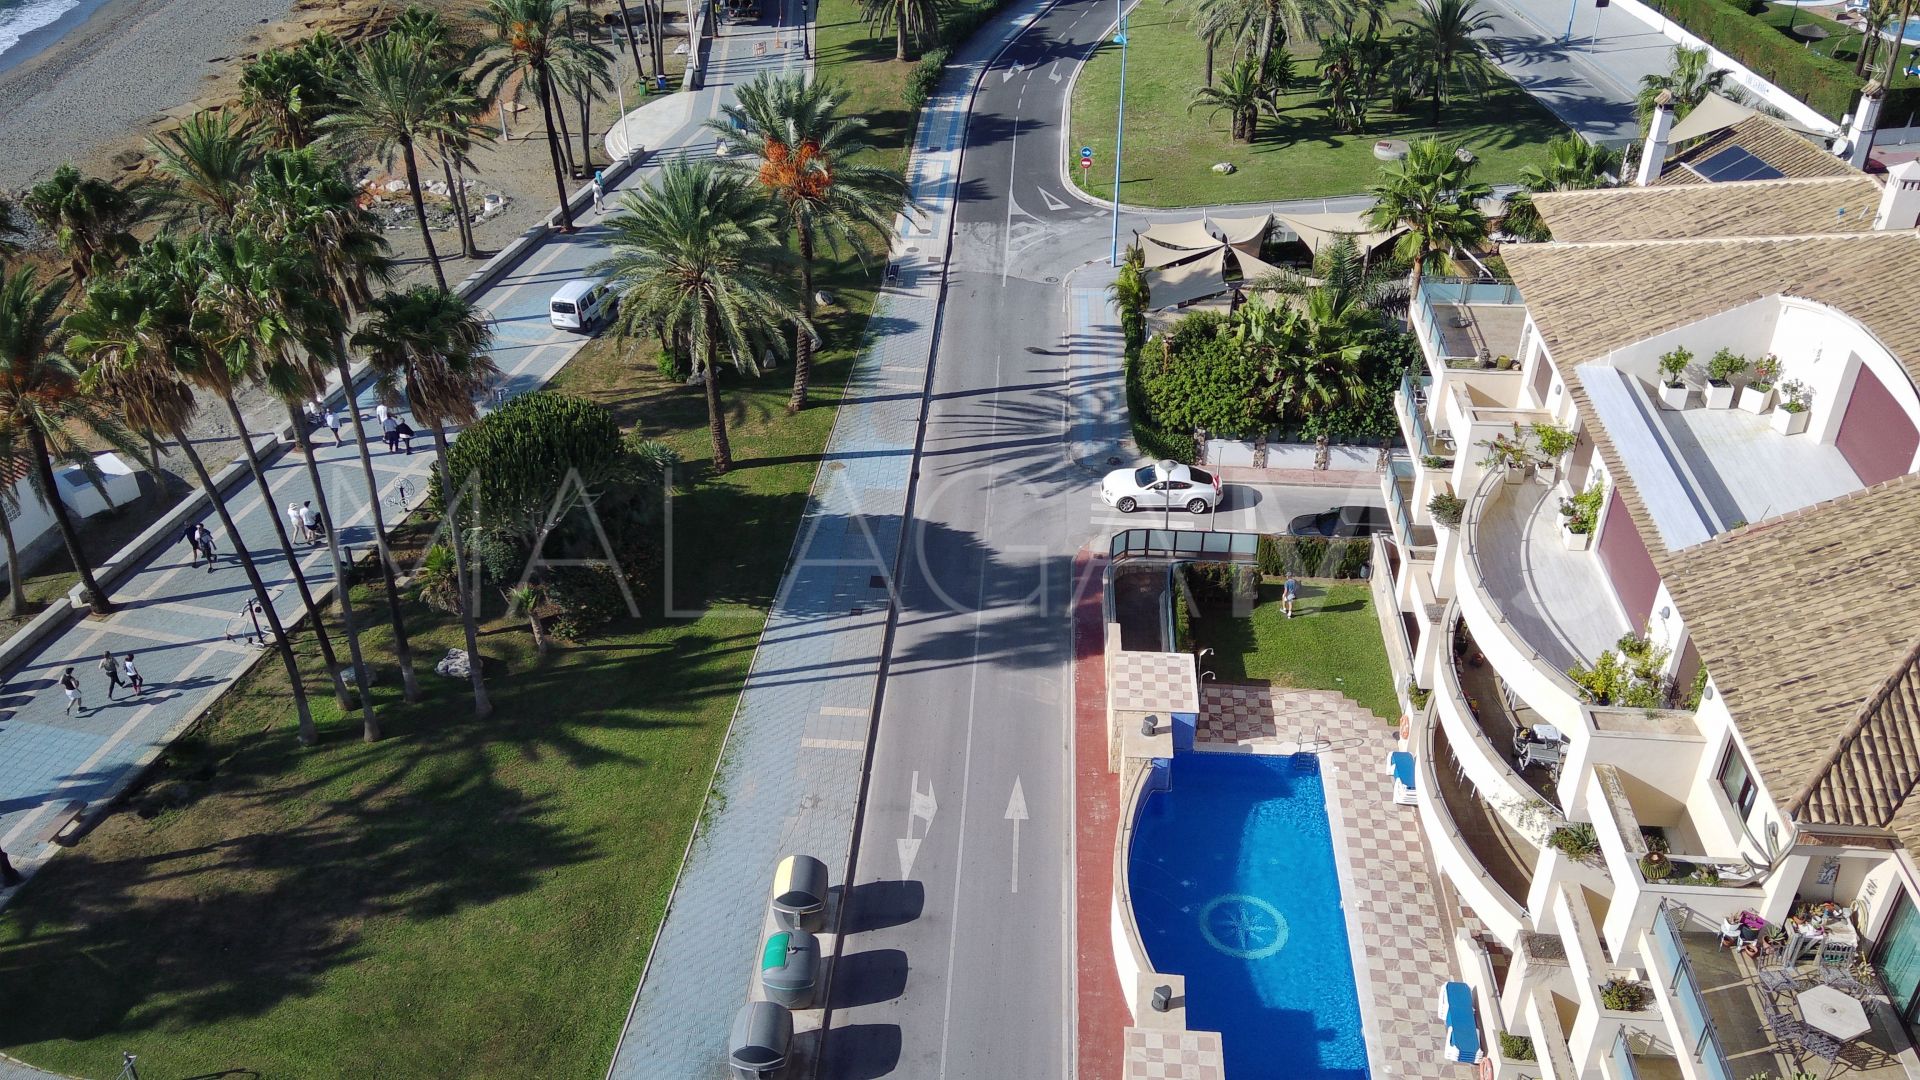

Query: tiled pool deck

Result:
[1201,683,1467,1080]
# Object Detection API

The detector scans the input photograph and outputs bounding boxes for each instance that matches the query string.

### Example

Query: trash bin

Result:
[728,1000,792,1079]
[759,928,820,1009]
[769,854,828,931]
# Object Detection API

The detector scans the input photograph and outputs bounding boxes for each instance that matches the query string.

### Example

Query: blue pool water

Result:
[1129,752,1370,1080]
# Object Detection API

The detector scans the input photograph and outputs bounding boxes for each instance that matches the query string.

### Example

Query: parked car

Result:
[1100,460,1221,514]
[549,278,617,332]
[1287,505,1390,538]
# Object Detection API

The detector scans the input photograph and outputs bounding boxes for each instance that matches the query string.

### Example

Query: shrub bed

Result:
[1653,0,1863,120]
[1255,535,1371,579]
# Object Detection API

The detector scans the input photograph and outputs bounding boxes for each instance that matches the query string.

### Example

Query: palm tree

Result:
[0,197,22,257]
[244,148,417,722]
[1251,288,1370,426]
[710,73,906,413]
[1317,23,1387,133]
[593,161,803,473]
[1190,56,1286,142]
[354,286,499,719]
[240,47,332,149]
[0,268,146,616]
[1189,0,1322,77]
[1107,244,1150,349]
[176,231,356,710]
[68,270,318,745]
[1394,0,1498,123]
[472,0,613,234]
[1366,136,1491,298]
[1248,233,1408,316]
[1501,133,1621,242]
[390,7,496,262]
[149,111,262,224]
[21,165,143,287]
[0,424,39,618]
[1636,46,1733,128]
[861,0,945,60]
[323,35,467,289]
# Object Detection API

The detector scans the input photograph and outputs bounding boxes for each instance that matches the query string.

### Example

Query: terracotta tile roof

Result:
[1534,178,1884,242]
[1656,116,1857,185]
[1500,212,1920,829]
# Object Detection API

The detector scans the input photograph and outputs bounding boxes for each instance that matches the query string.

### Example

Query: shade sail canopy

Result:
[1275,210,1405,255]
[1668,92,1830,144]
[1228,247,1289,283]
[1143,235,1205,268]
[1145,247,1229,309]
[1212,213,1272,246]
[1141,218,1220,251]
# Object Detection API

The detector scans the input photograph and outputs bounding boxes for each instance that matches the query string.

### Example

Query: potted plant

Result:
[1739,354,1779,414]
[1705,347,1746,408]
[1495,353,1514,371]
[1657,346,1694,409]
[1531,421,1576,484]
[1421,453,1454,470]
[1428,491,1465,528]
[1478,423,1537,485]
[1548,823,1600,859]
[1558,481,1605,550]
[1599,977,1652,1012]
[1772,379,1813,434]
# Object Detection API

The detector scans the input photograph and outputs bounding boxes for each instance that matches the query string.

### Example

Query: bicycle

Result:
[388,479,415,515]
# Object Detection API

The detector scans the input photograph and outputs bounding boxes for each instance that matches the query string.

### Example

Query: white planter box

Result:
[1737,385,1775,414]
[1771,407,1810,435]
[1659,382,1692,410]
[1704,382,1737,409]
[1560,520,1593,550]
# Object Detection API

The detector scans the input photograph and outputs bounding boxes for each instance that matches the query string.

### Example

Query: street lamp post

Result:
[1109,2,1129,265]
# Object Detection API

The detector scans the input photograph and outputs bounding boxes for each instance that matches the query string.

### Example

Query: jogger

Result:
[99,650,123,699]
[59,667,81,715]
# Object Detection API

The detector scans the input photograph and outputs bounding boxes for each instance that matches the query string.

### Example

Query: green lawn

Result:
[0,136,892,1080]
[1753,3,1919,91]
[1190,580,1399,720]
[1069,0,1570,205]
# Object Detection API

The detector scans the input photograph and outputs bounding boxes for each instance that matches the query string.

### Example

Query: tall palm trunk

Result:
[535,68,578,232]
[1884,0,1916,81]
[789,226,816,413]
[651,0,666,77]
[438,150,479,260]
[221,395,352,709]
[288,403,379,741]
[896,14,909,61]
[399,135,448,289]
[450,158,480,256]
[1206,32,1217,86]
[332,348,422,703]
[549,70,578,174]
[171,423,317,745]
[0,510,24,618]
[702,304,733,472]
[616,0,650,77]
[25,426,111,614]
[427,424,491,718]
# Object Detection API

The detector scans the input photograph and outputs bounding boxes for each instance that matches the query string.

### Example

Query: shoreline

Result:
[0,0,310,191]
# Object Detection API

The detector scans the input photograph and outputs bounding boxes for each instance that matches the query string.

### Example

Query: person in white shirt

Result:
[324,408,342,446]
[287,501,308,543]
[376,402,390,426]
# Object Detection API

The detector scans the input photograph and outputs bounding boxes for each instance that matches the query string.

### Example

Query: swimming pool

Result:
[1128,751,1370,1080]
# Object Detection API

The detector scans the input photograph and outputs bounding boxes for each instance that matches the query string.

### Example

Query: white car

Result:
[1100,460,1222,514]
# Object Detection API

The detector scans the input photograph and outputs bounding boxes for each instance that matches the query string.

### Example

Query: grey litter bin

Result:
[728,1000,792,1079]
[759,928,820,1009]
[769,854,828,931]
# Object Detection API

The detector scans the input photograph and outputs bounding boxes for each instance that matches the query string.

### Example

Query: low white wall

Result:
[4,452,139,574]
[1610,0,1845,134]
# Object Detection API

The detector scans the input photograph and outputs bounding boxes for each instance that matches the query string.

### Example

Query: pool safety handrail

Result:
[1109,528,1260,565]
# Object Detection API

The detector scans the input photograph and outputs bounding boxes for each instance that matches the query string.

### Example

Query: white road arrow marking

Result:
[912,772,938,827]
[1048,61,1062,83]
[899,770,938,879]
[1001,62,1025,83]
[898,837,922,879]
[1005,777,1028,894]
[1038,188,1069,212]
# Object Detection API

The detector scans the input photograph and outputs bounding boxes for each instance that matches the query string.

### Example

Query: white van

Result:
[550,278,617,332]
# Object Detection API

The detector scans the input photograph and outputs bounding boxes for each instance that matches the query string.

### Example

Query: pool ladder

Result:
[1292,724,1327,771]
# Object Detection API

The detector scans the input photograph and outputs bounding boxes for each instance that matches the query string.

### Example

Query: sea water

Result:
[0,0,82,64]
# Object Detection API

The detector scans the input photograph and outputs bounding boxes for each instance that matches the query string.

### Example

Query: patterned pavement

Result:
[1200,683,1466,1080]
[1124,1028,1226,1080]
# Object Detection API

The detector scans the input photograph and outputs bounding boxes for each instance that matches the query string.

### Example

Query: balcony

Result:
[1658,905,1920,1080]
[1385,456,1439,558]
[1591,764,1759,894]
[1417,709,1532,942]
[1434,720,1540,912]
[1450,619,1562,809]
[1417,279,1529,369]
[1467,473,1631,681]
[1399,373,1454,462]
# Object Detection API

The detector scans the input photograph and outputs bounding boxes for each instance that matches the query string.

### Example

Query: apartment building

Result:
[1375,114,1920,1080]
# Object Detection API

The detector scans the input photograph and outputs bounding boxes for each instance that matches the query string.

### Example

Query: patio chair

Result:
[1765,1011,1813,1047]
[1820,968,1868,996]
[1719,919,1743,950]
[1800,1030,1845,1075]
[1757,967,1802,999]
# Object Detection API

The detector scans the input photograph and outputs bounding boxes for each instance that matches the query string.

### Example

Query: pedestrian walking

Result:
[288,500,309,544]
[0,845,22,887]
[122,653,143,695]
[383,415,400,453]
[182,522,203,567]
[301,501,323,543]
[1282,574,1300,619]
[99,650,123,699]
[376,402,390,427]
[325,407,342,446]
[396,420,414,454]
[198,527,218,571]
[593,169,606,212]
[59,667,81,715]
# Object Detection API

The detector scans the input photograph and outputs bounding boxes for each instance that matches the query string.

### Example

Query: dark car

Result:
[1287,505,1390,538]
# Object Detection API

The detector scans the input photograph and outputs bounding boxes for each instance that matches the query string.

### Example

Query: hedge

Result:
[903,0,1013,111]
[1124,340,1197,462]
[1651,0,1862,120]
[1255,535,1372,579]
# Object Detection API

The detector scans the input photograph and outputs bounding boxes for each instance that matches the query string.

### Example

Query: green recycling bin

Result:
[769,854,828,931]
[759,928,820,1008]
[728,1000,792,1079]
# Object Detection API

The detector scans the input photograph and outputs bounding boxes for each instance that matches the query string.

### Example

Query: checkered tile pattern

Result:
[1124,1028,1225,1080]
[1110,651,1200,714]
[1201,683,1464,1080]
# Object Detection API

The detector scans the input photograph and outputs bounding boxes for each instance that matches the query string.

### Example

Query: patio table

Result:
[1798,985,1871,1042]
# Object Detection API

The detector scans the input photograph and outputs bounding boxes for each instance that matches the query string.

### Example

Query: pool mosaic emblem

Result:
[1198,894,1289,960]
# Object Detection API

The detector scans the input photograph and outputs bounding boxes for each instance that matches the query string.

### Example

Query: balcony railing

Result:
[1609,1030,1638,1080]
[1651,901,1735,1080]
[1417,279,1527,365]
[1400,372,1448,459]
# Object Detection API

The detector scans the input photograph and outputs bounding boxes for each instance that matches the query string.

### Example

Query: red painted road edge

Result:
[1071,545,1128,1080]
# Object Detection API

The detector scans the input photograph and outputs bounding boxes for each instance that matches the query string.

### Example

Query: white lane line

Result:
[1001,116,1020,287]
[801,737,864,751]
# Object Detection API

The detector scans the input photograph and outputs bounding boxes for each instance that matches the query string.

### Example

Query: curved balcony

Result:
[1414,708,1532,944]
[1457,468,1627,734]
[1433,604,1568,819]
